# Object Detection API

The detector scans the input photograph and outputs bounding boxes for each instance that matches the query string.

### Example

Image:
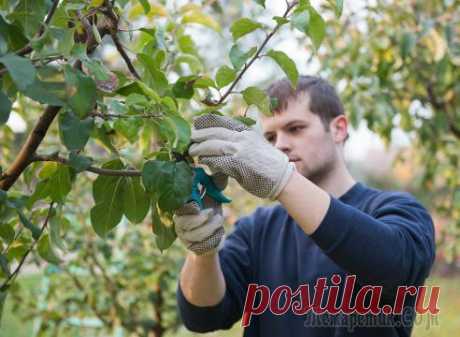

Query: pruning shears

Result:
[189,167,231,209]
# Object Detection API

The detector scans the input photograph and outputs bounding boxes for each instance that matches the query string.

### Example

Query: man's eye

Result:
[289,126,303,133]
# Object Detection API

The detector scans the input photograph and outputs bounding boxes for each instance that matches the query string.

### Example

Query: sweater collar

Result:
[338,182,366,204]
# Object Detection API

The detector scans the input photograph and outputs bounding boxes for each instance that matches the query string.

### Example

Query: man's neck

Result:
[314,162,356,199]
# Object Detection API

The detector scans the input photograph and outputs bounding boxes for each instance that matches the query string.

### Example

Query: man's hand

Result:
[189,114,295,200]
[173,172,228,255]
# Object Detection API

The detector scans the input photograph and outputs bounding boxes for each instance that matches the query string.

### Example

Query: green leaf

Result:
[173,77,196,99]
[138,0,151,14]
[91,162,125,237]
[166,112,191,154]
[68,152,93,173]
[273,16,289,26]
[177,34,198,55]
[0,16,28,51]
[175,54,203,74]
[242,86,271,116]
[114,117,143,144]
[27,179,52,207]
[234,116,257,127]
[48,166,72,203]
[22,79,66,106]
[142,160,193,211]
[230,18,263,41]
[327,0,343,17]
[49,213,67,251]
[0,91,12,125]
[194,76,216,89]
[137,53,169,95]
[0,253,10,277]
[267,50,299,88]
[291,9,310,34]
[0,223,15,244]
[215,65,236,88]
[400,32,416,60]
[37,234,61,265]
[17,210,41,240]
[123,177,150,224]
[59,110,94,151]
[229,45,257,71]
[8,0,48,38]
[0,53,36,91]
[83,58,110,81]
[254,0,265,8]
[64,66,97,118]
[151,202,176,251]
[92,160,124,204]
[307,6,326,49]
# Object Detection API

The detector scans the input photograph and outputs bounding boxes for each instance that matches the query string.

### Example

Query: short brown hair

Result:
[265,75,345,131]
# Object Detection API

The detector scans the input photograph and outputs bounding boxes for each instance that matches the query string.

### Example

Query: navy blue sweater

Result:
[177,182,436,336]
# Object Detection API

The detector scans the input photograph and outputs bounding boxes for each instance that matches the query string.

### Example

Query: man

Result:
[173,75,436,336]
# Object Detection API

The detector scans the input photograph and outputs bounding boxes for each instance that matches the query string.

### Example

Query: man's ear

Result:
[330,115,348,144]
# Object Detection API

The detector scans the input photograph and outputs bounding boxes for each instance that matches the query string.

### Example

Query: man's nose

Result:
[274,133,291,154]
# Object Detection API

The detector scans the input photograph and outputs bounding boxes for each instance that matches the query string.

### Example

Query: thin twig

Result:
[0,203,54,291]
[101,2,141,80]
[0,105,62,191]
[14,0,61,57]
[90,112,161,120]
[31,154,142,177]
[217,1,298,104]
[111,33,141,80]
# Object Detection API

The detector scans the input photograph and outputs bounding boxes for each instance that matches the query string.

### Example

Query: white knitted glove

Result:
[188,114,295,200]
[173,172,227,255]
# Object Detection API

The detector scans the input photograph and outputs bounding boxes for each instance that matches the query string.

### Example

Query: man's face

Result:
[259,93,345,183]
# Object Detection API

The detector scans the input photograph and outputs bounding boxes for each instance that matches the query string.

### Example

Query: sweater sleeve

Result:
[176,212,256,333]
[309,192,436,293]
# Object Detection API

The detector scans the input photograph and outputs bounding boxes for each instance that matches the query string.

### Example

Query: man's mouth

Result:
[288,158,300,162]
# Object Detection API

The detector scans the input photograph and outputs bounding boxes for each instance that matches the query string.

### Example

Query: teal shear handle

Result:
[189,167,231,209]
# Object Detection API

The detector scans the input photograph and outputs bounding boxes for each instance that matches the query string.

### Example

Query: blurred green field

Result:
[1,274,458,337]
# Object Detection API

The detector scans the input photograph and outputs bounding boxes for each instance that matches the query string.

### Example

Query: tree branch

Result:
[31,154,142,177]
[0,203,54,291]
[90,112,161,120]
[15,0,61,57]
[217,1,298,104]
[0,105,62,191]
[111,33,141,80]
[102,2,141,80]
[0,15,113,191]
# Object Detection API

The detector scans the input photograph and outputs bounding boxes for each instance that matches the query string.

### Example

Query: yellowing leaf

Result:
[420,29,447,62]
[148,4,167,18]
[182,10,221,32]
[90,0,104,7]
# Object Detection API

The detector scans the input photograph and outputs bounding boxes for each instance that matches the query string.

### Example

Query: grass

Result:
[1,274,458,337]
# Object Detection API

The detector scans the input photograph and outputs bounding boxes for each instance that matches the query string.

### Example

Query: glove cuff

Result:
[268,161,296,201]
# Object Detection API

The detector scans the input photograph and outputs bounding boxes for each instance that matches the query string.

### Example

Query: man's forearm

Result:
[180,252,226,307]
[277,170,331,235]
